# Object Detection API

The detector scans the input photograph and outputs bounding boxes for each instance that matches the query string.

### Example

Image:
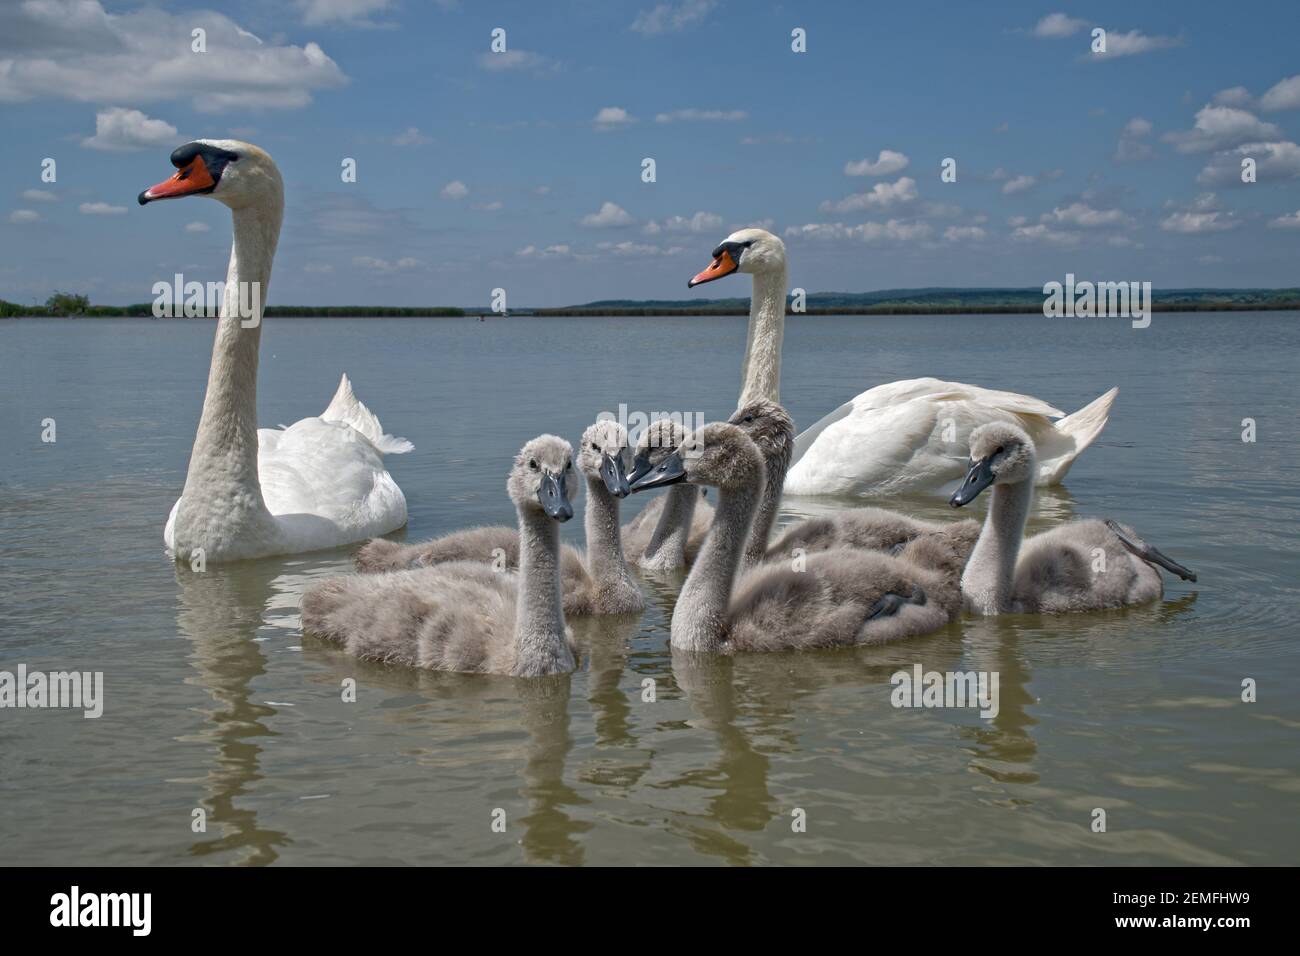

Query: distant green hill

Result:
[542,287,1300,315]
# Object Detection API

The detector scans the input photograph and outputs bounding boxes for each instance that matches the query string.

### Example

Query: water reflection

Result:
[173,560,292,865]
[516,673,590,865]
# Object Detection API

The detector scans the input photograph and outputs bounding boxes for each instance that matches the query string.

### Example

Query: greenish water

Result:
[1,312,1296,865]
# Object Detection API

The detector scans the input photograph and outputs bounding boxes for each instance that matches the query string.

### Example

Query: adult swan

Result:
[140,140,412,562]
[687,227,1118,497]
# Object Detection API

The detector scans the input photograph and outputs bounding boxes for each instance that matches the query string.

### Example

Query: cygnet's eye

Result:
[995,446,1005,455]
[566,460,573,471]
[529,459,538,471]
[742,415,755,424]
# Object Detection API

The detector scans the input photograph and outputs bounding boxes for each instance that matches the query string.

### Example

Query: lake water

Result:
[1,312,1297,866]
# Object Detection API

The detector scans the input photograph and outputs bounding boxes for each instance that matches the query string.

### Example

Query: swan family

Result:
[142,140,1196,676]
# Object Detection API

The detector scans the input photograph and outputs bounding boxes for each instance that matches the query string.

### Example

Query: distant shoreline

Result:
[5,302,1299,319]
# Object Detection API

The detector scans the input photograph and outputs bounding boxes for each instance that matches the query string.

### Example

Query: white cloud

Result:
[1115,117,1154,161]
[304,263,334,274]
[1165,105,1280,154]
[593,106,635,130]
[1160,211,1238,234]
[21,189,56,202]
[1260,75,1300,112]
[0,1,346,112]
[1090,29,1182,60]
[1268,210,1300,229]
[440,180,469,200]
[820,176,917,213]
[1197,141,1300,184]
[943,226,987,242]
[80,107,177,152]
[1002,174,1037,195]
[473,201,503,211]
[1042,202,1133,228]
[9,210,40,223]
[1212,86,1254,108]
[79,201,127,215]
[843,149,909,177]
[352,255,421,273]
[631,0,716,35]
[646,211,723,233]
[580,201,634,228]
[1033,13,1087,38]
[476,50,553,73]
[392,127,431,146]
[296,0,391,25]
[517,244,574,259]
[185,221,211,233]
[1010,224,1079,246]
[785,220,931,243]
[655,109,747,123]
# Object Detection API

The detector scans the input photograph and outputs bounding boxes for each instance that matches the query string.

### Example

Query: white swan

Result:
[686,228,1119,497]
[140,140,411,562]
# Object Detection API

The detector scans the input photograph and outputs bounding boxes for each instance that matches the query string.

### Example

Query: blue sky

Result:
[2,0,1299,307]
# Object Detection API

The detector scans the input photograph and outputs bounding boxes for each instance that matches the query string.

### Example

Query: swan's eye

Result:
[742,415,754,424]
[995,446,1005,455]
[566,461,573,471]
[529,459,538,470]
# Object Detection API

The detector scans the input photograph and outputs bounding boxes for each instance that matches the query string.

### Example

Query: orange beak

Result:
[688,250,738,288]
[138,156,215,205]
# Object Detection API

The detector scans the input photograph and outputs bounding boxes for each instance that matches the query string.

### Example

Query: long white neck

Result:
[513,506,572,676]
[737,266,787,408]
[671,476,762,652]
[643,485,699,567]
[961,476,1033,615]
[173,197,282,559]
[584,475,639,602]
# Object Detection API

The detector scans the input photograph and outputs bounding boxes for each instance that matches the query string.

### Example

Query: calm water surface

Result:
[1,313,1297,865]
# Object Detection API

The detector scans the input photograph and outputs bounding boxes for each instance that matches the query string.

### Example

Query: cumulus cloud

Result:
[1212,86,1254,108]
[1010,224,1079,246]
[1115,117,1154,161]
[1033,13,1087,38]
[352,255,421,273]
[21,189,56,202]
[1002,174,1037,195]
[654,109,747,123]
[785,220,931,243]
[820,176,917,213]
[185,221,211,233]
[517,244,574,259]
[1268,210,1300,228]
[645,211,723,233]
[580,201,634,228]
[1260,75,1300,112]
[79,201,127,215]
[440,180,469,200]
[1197,141,1300,184]
[296,0,391,25]
[1042,202,1133,228]
[1164,105,1280,154]
[9,210,40,223]
[597,240,687,257]
[943,226,987,242]
[1160,211,1237,233]
[80,107,177,152]
[1090,29,1182,60]
[631,0,716,35]
[0,1,346,112]
[593,106,635,130]
[843,150,909,177]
